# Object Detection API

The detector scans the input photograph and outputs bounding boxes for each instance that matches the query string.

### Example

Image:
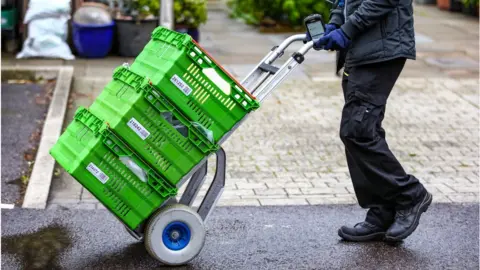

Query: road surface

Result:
[1,83,51,206]
[2,203,478,269]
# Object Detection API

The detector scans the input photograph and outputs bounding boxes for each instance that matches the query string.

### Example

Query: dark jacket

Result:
[329,0,416,67]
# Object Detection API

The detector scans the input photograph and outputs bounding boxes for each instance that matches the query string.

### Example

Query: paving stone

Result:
[431,195,453,203]
[285,188,303,195]
[217,199,260,206]
[80,188,99,203]
[254,188,287,196]
[96,203,107,210]
[224,188,254,195]
[301,187,338,195]
[259,198,309,206]
[241,195,288,200]
[48,173,82,200]
[237,183,268,190]
[307,195,357,205]
[447,194,479,203]
[424,183,457,194]
[266,182,313,189]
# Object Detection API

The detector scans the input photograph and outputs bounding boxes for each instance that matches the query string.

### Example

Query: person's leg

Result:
[348,107,396,228]
[345,148,396,227]
[337,66,396,241]
[338,147,396,241]
[338,57,431,241]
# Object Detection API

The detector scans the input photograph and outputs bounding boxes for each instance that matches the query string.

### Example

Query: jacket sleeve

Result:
[340,0,399,39]
[328,0,345,26]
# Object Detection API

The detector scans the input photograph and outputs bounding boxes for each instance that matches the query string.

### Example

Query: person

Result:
[305,0,432,242]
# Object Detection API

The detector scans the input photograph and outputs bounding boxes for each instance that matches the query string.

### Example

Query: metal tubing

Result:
[197,148,226,222]
[298,40,315,55]
[255,41,314,101]
[257,59,298,102]
[241,34,307,96]
[265,34,307,65]
[250,72,271,94]
[179,162,208,207]
[241,52,273,86]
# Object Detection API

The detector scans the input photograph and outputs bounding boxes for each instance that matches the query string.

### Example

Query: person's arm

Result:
[340,0,400,39]
[329,0,345,27]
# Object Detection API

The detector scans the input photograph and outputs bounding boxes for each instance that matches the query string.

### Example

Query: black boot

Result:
[385,192,433,242]
[338,221,387,242]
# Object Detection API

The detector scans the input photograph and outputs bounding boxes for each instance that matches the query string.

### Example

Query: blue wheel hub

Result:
[162,221,191,251]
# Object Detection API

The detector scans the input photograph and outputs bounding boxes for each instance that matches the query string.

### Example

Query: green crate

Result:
[50,107,177,230]
[89,69,218,186]
[129,26,260,143]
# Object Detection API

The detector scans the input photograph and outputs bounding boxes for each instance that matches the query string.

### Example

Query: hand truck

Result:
[127,34,316,266]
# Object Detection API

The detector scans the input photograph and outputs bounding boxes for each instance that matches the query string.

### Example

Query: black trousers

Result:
[340,57,427,228]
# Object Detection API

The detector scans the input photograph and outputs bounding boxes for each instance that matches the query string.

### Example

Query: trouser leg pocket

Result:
[340,99,383,143]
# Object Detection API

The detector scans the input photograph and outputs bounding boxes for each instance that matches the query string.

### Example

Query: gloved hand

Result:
[324,24,338,35]
[304,24,338,43]
[314,28,351,51]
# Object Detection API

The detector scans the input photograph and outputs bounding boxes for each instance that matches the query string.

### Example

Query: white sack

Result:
[16,0,75,60]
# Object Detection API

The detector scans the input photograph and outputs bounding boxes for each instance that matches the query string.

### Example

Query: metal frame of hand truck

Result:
[126,34,314,240]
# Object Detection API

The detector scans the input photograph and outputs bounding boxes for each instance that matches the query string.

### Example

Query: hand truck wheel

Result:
[144,204,206,266]
[124,197,179,241]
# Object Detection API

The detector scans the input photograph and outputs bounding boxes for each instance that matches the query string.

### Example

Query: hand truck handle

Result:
[241,34,315,103]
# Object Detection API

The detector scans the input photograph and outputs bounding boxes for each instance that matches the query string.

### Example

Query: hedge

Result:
[226,0,332,28]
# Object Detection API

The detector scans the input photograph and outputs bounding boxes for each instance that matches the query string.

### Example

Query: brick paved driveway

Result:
[48,76,479,209]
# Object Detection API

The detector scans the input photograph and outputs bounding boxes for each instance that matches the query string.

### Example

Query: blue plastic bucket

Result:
[72,21,115,58]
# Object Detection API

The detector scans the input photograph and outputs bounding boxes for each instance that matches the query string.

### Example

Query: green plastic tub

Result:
[89,67,218,186]
[50,107,177,230]
[129,26,260,143]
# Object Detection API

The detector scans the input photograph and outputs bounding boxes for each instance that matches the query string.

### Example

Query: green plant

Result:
[174,0,208,28]
[115,0,208,24]
[227,0,264,25]
[463,0,479,7]
[282,0,331,26]
[227,0,331,27]
[114,0,159,19]
[135,0,160,18]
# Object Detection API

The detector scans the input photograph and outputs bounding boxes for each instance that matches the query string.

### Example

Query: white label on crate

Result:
[171,74,193,96]
[127,118,150,140]
[87,163,109,184]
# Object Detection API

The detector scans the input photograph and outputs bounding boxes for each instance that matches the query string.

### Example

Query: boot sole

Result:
[338,228,386,242]
[384,192,433,242]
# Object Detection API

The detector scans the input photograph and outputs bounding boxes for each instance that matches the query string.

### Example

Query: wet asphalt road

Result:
[2,203,478,270]
[1,83,49,205]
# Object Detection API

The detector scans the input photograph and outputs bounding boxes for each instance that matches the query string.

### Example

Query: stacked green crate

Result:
[49,26,259,230]
[129,27,260,143]
[89,66,219,186]
[49,107,177,230]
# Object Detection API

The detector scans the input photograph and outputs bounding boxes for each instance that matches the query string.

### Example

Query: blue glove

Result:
[314,28,351,51]
[324,24,338,35]
[304,23,337,42]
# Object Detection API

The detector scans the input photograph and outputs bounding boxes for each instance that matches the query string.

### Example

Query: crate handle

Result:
[102,129,177,198]
[143,84,219,153]
[74,107,177,198]
[202,68,231,95]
